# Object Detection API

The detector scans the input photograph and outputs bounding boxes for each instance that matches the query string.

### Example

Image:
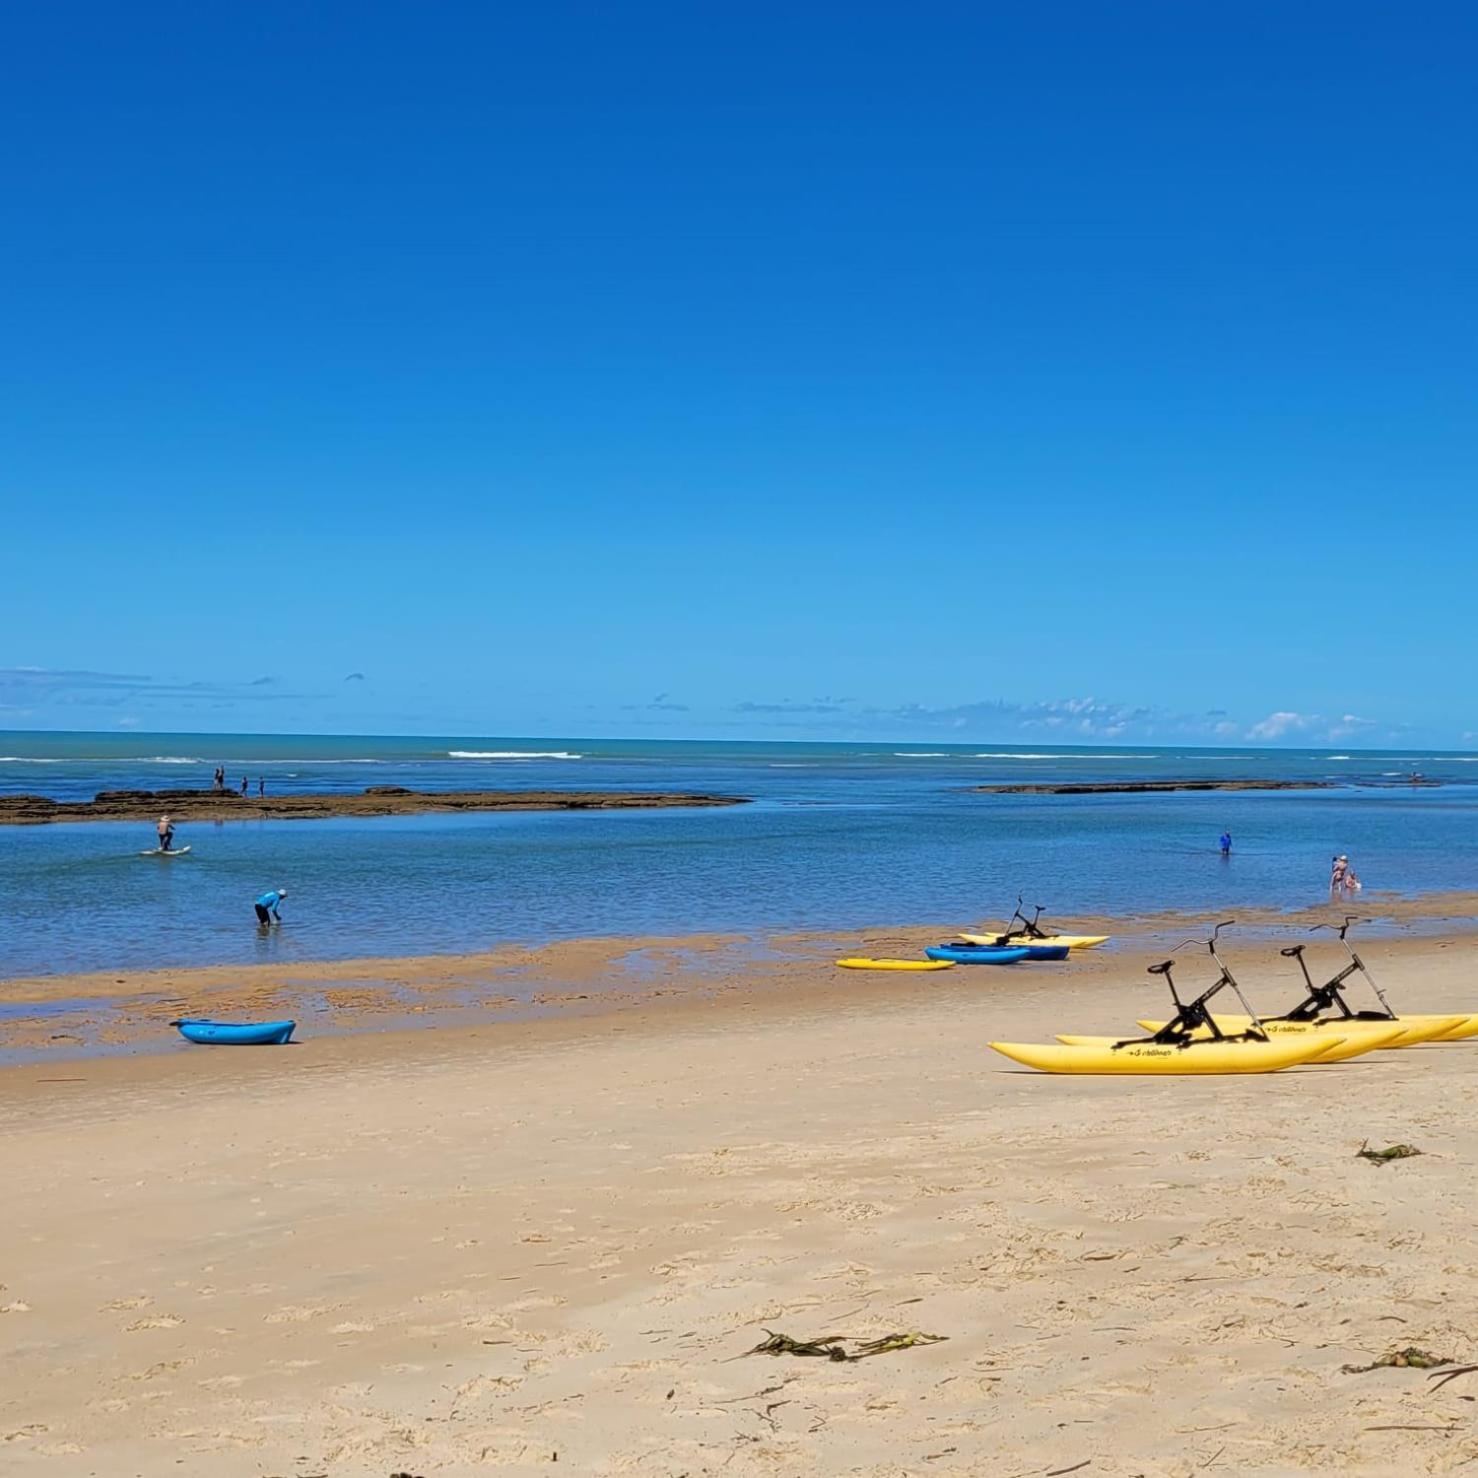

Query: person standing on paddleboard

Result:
[254,887,287,925]
[156,814,174,853]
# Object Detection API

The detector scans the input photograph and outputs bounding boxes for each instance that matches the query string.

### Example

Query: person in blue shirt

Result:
[1219,831,1232,856]
[254,887,287,924]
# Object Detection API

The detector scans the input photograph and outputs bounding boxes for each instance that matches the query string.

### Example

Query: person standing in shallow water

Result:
[258,777,265,798]
[1219,830,1232,857]
[254,887,287,925]
[240,776,248,796]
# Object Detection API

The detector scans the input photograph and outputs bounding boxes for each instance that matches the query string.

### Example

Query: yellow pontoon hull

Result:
[989,1036,1340,1075]
[835,957,955,971]
[959,932,1109,950]
[1136,1014,1468,1047]
[1060,1028,1402,1063]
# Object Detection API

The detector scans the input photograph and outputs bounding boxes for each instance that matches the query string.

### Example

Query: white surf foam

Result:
[973,753,1159,760]
[448,750,584,760]
[0,755,203,763]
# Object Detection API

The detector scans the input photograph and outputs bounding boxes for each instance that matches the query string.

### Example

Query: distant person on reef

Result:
[254,887,287,925]
[258,777,265,798]
[156,814,174,852]
[240,775,248,796]
[1219,830,1232,856]
[213,765,225,791]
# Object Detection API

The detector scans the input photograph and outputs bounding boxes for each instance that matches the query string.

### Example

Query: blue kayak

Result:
[924,945,1032,966]
[949,939,1071,962]
[173,1018,296,1046]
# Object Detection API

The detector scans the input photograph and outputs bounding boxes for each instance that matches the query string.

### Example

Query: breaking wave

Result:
[0,754,203,764]
[448,750,584,760]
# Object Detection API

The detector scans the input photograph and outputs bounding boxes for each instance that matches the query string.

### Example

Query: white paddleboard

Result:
[140,846,192,857]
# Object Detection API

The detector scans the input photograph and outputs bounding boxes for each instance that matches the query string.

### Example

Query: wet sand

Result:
[3,892,1476,1061]
[3,906,1478,1473]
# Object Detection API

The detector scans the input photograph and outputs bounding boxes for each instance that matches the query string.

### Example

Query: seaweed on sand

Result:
[1356,1141,1422,1164]
[743,1328,948,1362]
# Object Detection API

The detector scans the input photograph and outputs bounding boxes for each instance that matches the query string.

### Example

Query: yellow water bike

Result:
[992,921,1374,1074]
[1140,916,1473,1046]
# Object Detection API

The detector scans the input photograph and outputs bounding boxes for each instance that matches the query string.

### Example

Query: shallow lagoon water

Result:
[1,734,1475,978]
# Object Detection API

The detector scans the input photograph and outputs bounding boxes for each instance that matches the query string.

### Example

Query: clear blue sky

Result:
[4,2,1475,745]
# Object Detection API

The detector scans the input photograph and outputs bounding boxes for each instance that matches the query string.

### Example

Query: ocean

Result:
[2,731,1475,979]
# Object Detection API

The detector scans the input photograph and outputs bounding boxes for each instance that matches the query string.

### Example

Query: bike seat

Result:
[1280,944,1305,957]
[1147,960,1173,976]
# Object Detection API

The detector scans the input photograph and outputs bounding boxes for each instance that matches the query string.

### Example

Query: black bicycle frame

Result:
[1275,917,1397,1021]
[1124,920,1270,1047]
[999,896,1048,940]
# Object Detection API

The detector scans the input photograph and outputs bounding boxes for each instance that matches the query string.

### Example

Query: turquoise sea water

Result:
[2,731,1475,979]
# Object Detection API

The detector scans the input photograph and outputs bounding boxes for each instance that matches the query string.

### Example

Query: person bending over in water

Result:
[254,887,287,925]
[156,814,174,852]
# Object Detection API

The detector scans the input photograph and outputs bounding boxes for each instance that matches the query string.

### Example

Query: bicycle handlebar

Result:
[1170,919,1236,954]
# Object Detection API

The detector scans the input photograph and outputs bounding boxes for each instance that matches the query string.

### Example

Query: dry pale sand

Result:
[3,926,1478,1475]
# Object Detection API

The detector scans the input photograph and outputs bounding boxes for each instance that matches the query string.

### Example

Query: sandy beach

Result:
[4,913,1478,1475]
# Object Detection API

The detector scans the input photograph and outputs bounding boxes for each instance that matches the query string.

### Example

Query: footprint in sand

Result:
[460,1313,515,1332]
[264,1304,333,1324]
[1,1302,31,1315]
[503,1294,567,1312]
[125,1315,184,1331]
[102,1296,153,1312]
[131,1359,194,1381]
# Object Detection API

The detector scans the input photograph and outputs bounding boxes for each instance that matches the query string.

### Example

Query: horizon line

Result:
[0,725,1474,756]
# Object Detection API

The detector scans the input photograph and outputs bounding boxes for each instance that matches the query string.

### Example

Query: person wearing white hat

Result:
[254,887,288,925]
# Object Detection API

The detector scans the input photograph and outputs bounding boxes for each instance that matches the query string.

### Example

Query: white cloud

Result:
[0,665,318,708]
[1246,711,1315,741]
[1326,713,1380,740]
[874,696,1156,739]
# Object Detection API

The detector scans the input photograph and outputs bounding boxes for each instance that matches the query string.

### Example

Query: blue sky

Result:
[4,3,1475,745]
